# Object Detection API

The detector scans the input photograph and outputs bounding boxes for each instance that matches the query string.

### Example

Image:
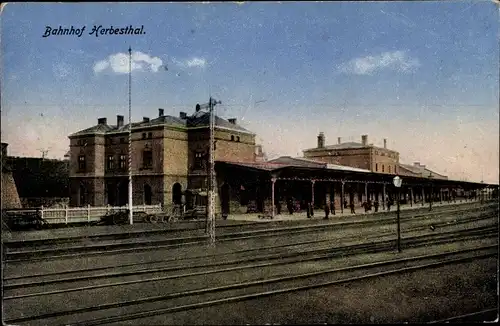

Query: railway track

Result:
[3,210,497,285]
[3,224,497,325]
[4,222,497,294]
[3,237,496,324]
[4,204,497,262]
[4,202,494,250]
[428,308,498,323]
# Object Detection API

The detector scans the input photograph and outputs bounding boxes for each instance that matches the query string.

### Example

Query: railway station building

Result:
[68,105,262,208]
[68,106,497,215]
[214,158,495,217]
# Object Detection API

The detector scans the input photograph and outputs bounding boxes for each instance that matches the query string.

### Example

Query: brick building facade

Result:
[303,133,448,180]
[68,106,258,208]
[303,133,400,174]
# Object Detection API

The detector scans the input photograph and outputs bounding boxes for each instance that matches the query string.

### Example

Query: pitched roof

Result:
[269,156,372,173]
[303,142,367,152]
[70,112,253,137]
[217,160,288,171]
[186,112,253,134]
[399,163,447,179]
[70,124,114,136]
[325,163,371,173]
[399,163,422,174]
[268,156,327,168]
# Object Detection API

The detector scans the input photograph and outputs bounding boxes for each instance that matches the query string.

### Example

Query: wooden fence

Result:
[5,204,163,225]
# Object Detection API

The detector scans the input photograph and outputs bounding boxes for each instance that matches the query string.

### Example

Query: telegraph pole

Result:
[208,96,221,246]
[128,46,134,225]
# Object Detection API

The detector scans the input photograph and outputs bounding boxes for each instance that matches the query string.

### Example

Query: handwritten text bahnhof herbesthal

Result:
[43,25,145,38]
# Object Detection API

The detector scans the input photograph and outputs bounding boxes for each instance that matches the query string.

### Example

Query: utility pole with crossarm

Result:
[197,97,221,246]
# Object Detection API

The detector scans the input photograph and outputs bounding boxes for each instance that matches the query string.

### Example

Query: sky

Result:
[1,1,499,184]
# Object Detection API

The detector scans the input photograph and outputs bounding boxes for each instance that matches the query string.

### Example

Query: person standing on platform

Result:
[350,201,356,214]
[287,197,294,215]
[324,201,330,220]
[330,201,336,215]
[306,202,311,218]
[374,200,379,212]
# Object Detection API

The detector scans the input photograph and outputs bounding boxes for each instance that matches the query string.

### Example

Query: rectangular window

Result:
[194,151,205,169]
[106,155,115,170]
[389,166,391,173]
[142,150,153,169]
[148,132,152,139]
[120,137,126,144]
[119,155,127,169]
[375,163,378,172]
[78,155,86,171]
[382,165,385,173]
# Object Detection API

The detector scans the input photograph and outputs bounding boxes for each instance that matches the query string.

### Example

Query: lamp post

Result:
[428,173,433,212]
[393,176,402,253]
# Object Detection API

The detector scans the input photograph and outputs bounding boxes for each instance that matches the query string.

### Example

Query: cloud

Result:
[339,50,420,75]
[93,51,163,74]
[174,57,207,68]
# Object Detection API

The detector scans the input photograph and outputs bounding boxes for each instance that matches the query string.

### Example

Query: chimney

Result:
[361,134,368,146]
[317,132,325,148]
[337,137,341,144]
[383,138,387,149]
[98,117,107,125]
[195,104,201,112]
[143,117,150,123]
[228,118,237,124]
[158,108,164,117]
[117,115,124,128]
[179,112,187,119]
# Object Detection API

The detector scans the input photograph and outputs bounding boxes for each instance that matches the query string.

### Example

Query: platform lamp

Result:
[393,176,402,253]
[428,173,433,211]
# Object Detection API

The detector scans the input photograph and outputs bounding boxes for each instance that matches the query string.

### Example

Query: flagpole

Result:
[128,46,134,225]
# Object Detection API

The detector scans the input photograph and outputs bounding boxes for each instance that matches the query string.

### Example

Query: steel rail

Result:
[4,225,497,300]
[5,206,497,262]
[4,245,496,325]
[4,211,497,280]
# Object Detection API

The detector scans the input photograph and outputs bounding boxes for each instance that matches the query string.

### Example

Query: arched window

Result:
[144,184,152,205]
[231,135,235,141]
[172,183,182,205]
[239,185,249,205]
[79,184,87,206]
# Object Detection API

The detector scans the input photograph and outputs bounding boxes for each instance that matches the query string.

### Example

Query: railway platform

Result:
[2,199,495,243]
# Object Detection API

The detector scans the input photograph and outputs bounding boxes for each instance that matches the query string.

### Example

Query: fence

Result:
[5,204,163,225]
